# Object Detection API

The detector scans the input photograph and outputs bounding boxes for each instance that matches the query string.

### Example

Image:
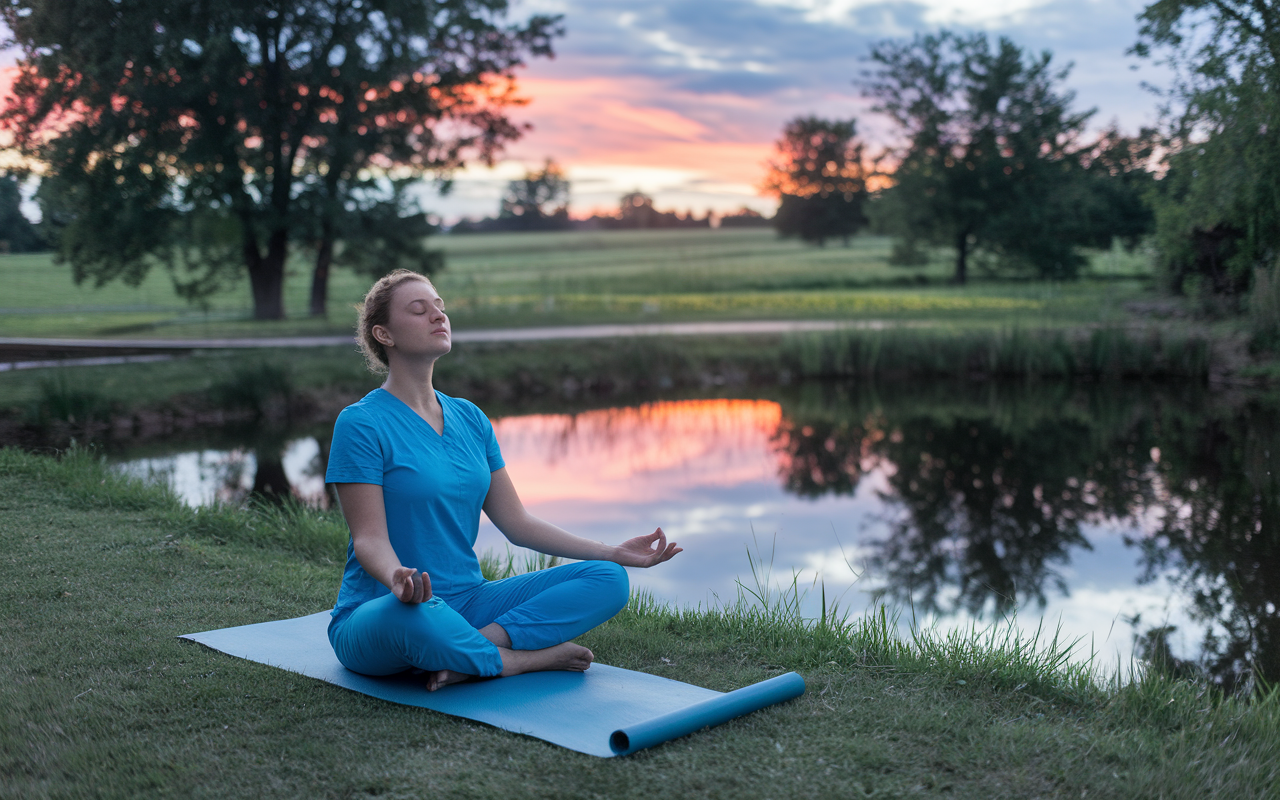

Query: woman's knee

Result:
[333,596,473,673]
[586,560,630,613]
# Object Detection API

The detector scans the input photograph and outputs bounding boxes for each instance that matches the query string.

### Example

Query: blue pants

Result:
[328,561,629,678]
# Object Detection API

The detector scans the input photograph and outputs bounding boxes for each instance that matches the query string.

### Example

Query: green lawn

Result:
[0,229,1159,339]
[2,448,1276,799]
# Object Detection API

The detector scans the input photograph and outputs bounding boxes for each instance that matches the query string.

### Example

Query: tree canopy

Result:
[761,116,868,246]
[864,32,1150,282]
[1133,0,1280,310]
[1,0,560,318]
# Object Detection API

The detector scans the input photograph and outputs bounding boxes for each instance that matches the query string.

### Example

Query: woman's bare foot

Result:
[425,669,473,692]
[498,642,594,677]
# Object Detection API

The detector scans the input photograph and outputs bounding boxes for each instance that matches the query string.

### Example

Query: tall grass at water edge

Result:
[784,326,1214,380]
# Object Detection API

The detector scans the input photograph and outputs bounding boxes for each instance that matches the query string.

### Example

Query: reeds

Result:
[184,497,350,563]
[477,546,563,580]
[28,371,115,427]
[784,325,1212,381]
[617,547,1103,707]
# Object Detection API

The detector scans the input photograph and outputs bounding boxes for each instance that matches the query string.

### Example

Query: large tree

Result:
[865,32,1146,283]
[2,0,560,319]
[761,116,868,247]
[1133,0,1280,309]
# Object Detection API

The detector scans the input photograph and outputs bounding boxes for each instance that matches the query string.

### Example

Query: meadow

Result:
[0,228,1158,339]
[2,447,1275,799]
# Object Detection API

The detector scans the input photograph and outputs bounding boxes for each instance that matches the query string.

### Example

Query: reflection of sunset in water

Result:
[492,399,784,506]
[476,396,1201,673]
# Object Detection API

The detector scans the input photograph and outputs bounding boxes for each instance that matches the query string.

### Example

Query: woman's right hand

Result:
[392,566,432,604]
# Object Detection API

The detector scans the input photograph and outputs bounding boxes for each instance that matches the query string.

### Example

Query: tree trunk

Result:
[954,229,969,285]
[248,227,288,320]
[251,446,291,504]
[309,220,334,318]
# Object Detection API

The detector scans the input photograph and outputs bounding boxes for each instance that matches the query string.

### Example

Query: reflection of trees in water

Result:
[251,443,292,503]
[870,414,1142,616]
[771,415,879,497]
[250,430,334,508]
[1136,400,1280,693]
[772,384,1280,690]
[316,433,338,508]
[197,448,254,506]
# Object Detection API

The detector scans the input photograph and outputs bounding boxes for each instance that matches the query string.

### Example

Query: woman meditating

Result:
[326,269,681,691]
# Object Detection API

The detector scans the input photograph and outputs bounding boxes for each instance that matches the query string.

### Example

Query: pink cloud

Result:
[507,75,776,188]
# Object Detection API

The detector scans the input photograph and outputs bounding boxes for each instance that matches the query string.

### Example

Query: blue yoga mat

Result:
[180,612,805,757]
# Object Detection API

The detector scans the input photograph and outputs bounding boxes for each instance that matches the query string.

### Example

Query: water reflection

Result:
[119,437,328,507]
[111,384,1279,691]
[1137,399,1280,693]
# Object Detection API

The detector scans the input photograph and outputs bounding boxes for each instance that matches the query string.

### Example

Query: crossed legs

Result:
[329,561,630,689]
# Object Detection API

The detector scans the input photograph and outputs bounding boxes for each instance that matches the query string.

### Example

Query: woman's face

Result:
[374,279,451,364]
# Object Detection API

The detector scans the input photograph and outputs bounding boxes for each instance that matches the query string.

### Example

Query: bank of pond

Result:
[2,332,1274,700]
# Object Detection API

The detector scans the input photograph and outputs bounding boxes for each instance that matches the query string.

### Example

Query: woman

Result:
[326,269,681,691]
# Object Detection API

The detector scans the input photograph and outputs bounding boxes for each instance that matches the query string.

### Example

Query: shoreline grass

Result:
[2,446,1277,798]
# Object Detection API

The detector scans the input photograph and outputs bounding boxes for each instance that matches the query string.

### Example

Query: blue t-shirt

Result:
[324,388,506,617]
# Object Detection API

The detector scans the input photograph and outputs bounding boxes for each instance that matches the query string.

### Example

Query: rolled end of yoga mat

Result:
[609,671,806,756]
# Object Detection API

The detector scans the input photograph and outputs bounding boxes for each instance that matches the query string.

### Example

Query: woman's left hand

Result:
[613,527,682,568]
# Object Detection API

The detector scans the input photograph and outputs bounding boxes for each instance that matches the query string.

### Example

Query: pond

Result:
[111,380,1279,692]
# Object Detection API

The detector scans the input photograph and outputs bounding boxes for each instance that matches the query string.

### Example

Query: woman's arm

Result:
[333,482,431,603]
[482,468,681,567]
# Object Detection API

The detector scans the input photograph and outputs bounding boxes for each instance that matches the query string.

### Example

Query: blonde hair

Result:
[355,269,436,374]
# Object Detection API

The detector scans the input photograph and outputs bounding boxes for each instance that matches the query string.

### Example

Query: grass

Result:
[2,446,1277,798]
[0,229,1159,338]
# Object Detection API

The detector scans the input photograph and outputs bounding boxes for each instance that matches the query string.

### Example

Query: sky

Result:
[1,0,1169,222]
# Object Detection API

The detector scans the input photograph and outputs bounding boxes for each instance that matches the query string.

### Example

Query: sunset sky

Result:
[1,0,1169,222]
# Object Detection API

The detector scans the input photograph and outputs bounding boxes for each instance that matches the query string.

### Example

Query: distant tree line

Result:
[450,163,762,233]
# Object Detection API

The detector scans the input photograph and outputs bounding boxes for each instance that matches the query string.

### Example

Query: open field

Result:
[0,229,1159,339]
[1,447,1276,799]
